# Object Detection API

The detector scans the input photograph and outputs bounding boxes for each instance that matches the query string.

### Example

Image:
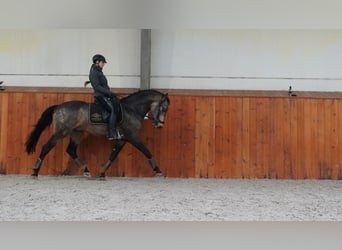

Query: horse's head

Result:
[150,93,170,128]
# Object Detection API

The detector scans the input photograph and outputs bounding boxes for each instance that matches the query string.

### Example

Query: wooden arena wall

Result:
[1,87,342,179]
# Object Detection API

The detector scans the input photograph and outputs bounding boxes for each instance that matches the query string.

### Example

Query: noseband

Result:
[146,98,167,124]
[145,113,165,124]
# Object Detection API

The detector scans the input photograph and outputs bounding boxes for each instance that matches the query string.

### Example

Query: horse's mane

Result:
[85,82,166,102]
[121,89,166,102]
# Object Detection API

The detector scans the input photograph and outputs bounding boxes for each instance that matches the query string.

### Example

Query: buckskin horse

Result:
[25,89,170,179]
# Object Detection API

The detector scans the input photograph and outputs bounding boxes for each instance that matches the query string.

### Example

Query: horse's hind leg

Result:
[99,140,126,178]
[66,131,90,177]
[32,133,65,177]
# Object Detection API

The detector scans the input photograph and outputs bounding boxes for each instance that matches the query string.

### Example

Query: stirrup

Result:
[116,131,123,139]
[107,131,122,140]
[107,133,116,140]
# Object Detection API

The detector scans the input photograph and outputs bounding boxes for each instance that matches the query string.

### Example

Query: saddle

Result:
[89,98,123,124]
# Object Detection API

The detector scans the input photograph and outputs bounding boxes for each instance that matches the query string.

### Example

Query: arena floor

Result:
[1,175,342,221]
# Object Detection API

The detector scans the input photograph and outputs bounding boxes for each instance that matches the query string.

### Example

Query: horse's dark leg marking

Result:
[66,131,90,176]
[130,139,162,176]
[148,158,162,174]
[32,133,64,176]
[100,140,126,178]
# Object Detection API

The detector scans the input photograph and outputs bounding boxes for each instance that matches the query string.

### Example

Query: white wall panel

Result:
[0,29,140,88]
[151,30,342,91]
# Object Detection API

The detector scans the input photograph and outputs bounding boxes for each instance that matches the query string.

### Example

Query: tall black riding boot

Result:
[108,111,117,140]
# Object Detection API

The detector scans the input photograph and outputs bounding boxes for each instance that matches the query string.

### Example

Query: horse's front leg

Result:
[99,140,126,178]
[130,139,163,177]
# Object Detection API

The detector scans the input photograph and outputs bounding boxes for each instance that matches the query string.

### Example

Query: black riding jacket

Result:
[89,64,113,98]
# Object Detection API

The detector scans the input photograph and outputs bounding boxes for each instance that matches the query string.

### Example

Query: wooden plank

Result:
[195,97,209,178]
[268,98,278,179]
[241,98,250,178]
[223,97,232,178]
[316,99,326,179]
[214,97,226,178]
[174,95,186,178]
[207,97,216,178]
[20,92,31,174]
[314,99,325,178]
[182,96,196,177]
[337,100,342,179]
[6,93,22,174]
[222,96,231,178]
[248,98,258,178]
[166,95,182,178]
[255,98,267,178]
[322,99,333,179]
[302,99,312,179]
[263,98,273,179]
[227,97,235,178]
[330,99,339,180]
[232,97,243,178]
[282,98,292,179]
[289,98,298,179]
[296,99,306,179]
[116,143,132,177]
[0,93,9,174]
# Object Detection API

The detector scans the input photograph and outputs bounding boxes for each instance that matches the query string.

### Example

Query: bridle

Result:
[145,111,165,124]
[146,97,168,125]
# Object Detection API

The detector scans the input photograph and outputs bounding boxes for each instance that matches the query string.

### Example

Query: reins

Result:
[145,113,165,124]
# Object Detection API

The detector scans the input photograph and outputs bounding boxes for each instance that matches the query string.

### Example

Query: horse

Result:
[25,89,170,179]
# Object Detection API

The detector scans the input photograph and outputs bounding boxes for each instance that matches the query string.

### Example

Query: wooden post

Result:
[140,29,151,90]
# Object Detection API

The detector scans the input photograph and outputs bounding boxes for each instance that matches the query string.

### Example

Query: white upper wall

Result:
[2,29,342,91]
[2,1,342,91]
[151,30,342,91]
[0,29,140,88]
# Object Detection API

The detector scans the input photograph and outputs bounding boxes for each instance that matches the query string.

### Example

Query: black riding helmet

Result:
[92,54,107,63]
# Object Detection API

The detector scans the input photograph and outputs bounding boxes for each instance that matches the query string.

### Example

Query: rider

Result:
[89,54,121,140]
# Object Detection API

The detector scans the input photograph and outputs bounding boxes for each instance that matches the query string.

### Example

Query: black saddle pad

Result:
[89,102,123,124]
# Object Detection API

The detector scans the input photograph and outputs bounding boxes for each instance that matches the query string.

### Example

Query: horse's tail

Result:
[25,105,58,154]
[84,81,91,87]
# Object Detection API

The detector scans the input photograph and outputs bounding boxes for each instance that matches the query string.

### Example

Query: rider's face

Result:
[97,61,106,69]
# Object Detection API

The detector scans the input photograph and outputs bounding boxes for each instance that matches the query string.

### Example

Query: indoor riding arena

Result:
[1,27,342,221]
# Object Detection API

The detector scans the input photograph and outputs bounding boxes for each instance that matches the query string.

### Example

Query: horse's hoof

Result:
[155,173,164,178]
[98,174,106,181]
[31,174,38,180]
[83,172,91,177]
[98,176,106,181]
[87,175,106,181]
